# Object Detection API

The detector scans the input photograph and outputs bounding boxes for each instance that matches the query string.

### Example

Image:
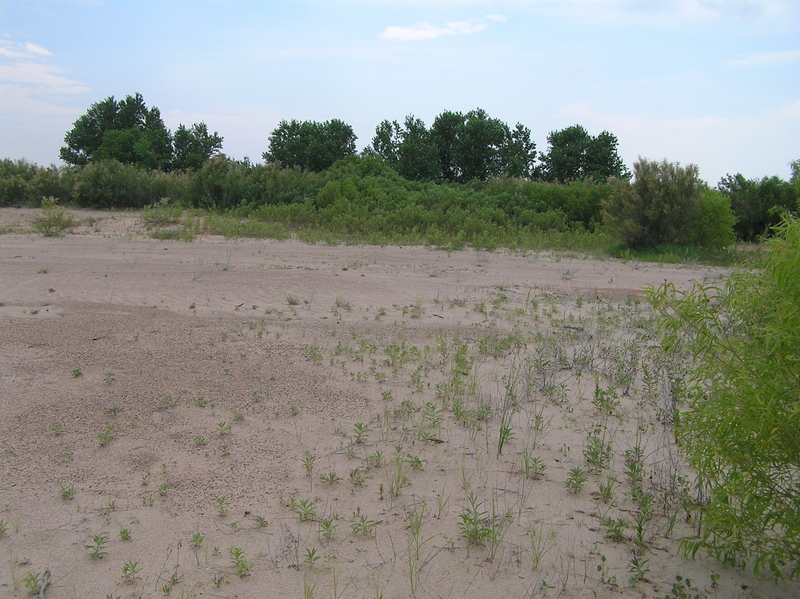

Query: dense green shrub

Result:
[603,158,735,248]
[73,159,154,208]
[0,158,38,205]
[650,215,800,578]
[718,173,797,241]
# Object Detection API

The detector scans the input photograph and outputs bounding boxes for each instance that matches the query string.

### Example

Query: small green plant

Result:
[229,546,252,577]
[0,519,7,538]
[34,196,73,236]
[304,547,320,567]
[196,396,208,407]
[520,452,547,479]
[215,497,230,517]
[661,575,708,599]
[59,485,76,500]
[254,514,268,528]
[121,560,141,585]
[119,528,132,541]
[190,532,205,548]
[193,435,206,446]
[49,423,64,436]
[627,557,650,584]
[85,532,109,560]
[159,483,169,496]
[596,476,618,504]
[103,372,116,385]
[351,513,376,537]
[70,368,83,377]
[565,468,587,493]
[218,444,230,456]
[353,422,368,444]
[318,517,338,542]
[349,468,365,488]
[320,471,340,485]
[103,406,121,416]
[97,425,116,446]
[295,498,317,521]
[23,570,46,596]
[286,294,301,306]
[217,421,232,435]
[459,492,491,546]
[301,450,316,477]
[600,515,628,542]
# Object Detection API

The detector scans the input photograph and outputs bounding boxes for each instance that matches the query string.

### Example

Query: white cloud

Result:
[728,48,800,67]
[24,42,53,57]
[0,63,86,93]
[380,16,498,41]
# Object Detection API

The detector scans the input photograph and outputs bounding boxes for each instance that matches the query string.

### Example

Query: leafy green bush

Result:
[650,215,800,578]
[33,197,74,236]
[603,158,735,249]
[74,159,153,208]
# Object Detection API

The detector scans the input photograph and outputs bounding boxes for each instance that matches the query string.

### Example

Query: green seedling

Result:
[215,497,230,517]
[320,471,340,485]
[229,546,252,577]
[97,425,116,447]
[304,547,320,567]
[351,514,376,537]
[301,450,316,477]
[459,492,491,546]
[295,498,317,521]
[565,468,587,493]
[121,560,140,585]
[70,368,83,377]
[119,528,132,541]
[85,533,109,560]
[318,517,338,542]
[353,422,368,444]
[60,485,76,500]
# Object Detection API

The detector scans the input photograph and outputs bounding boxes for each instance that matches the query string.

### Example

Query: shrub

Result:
[603,158,733,249]
[649,215,800,578]
[74,159,153,208]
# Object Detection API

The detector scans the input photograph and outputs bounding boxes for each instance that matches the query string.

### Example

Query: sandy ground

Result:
[0,208,796,599]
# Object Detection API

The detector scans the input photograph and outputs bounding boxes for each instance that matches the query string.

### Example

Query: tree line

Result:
[1,92,798,249]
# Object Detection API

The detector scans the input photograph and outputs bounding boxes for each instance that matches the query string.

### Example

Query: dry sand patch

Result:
[0,208,795,599]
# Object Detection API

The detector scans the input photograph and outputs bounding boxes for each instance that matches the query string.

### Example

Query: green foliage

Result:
[649,215,800,578]
[33,197,73,236]
[74,159,154,208]
[603,158,734,249]
[718,172,798,241]
[538,124,629,183]
[171,122,224,171]
[264,118,356,171]
[61,93,172,169]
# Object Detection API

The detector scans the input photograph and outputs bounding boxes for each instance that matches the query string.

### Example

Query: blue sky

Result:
[1,0,798,184]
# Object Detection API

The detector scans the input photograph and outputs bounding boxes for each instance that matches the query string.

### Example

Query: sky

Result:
[1,0,798,185]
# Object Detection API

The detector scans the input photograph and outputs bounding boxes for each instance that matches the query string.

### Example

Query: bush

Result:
[74,159,153,208]
[650,215,800,578]
[603,158,734,249]
[32,197,74,236]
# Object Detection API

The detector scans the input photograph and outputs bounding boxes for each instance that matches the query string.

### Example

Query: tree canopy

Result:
[539,124,629,183]
[60,93,223,171]
[263,119,356,172]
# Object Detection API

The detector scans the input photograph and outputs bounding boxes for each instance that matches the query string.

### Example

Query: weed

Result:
[215,497,230,517]
[661,575,708,599]
[320,471,340,485]
[318,517,338,543]
[196,396,208,407]
[119,528,131,541]
[218,444,230,456]
[627,557,650,584]
[254,515,268,528]
[97,425,116,446]
[351,513,376,537]
[286,294,301,306]
[349,468,366,488]
[304,547,320,567]
[295,498,317,521]
[23,570,45,596]
[0,520,6,537]
[520,452,547,479]
[193,435,205,446]
[59,485,76,500]
[528,522,556,570]
[85,533,109,560]
[459,492,491,546]
[33,197,73,236]
[121,560,141,585]
[353,422,368,444]
[49,423,64,436]
[600,515,628,542]
[217,421,232,435]
[565,468,588,493]
[103,406,121,416]
[229,546,252,577]
[103,372,116,385]
[70,368,82,377]
[190,532,205,548]
[301,450,316,477]
[596,476,618,503]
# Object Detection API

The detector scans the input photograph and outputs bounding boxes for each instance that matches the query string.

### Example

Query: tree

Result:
[718,173,797,241]
[370,115,438,181]
[539,124,629,182]
[172,123,224,171]
[60,93,172,170]
[602,158,734,248]
[263,119,356,172]
[430,109,537,183]
[649,215,800,578]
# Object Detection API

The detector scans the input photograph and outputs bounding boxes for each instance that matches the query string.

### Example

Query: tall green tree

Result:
[370,115,439,181]
[60,93,172,170]
[263,119,356,172]
[171,123,224,171]
[430,109,537,183]
[718,173,797,241]
[539,124,628,182]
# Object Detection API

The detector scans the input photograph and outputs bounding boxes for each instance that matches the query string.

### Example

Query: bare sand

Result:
[0,208,794,599]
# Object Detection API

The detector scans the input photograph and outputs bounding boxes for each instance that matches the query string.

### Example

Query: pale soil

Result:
[0,208,795,599]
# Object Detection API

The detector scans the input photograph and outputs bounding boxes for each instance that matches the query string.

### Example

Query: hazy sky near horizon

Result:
[1,0,798,184]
